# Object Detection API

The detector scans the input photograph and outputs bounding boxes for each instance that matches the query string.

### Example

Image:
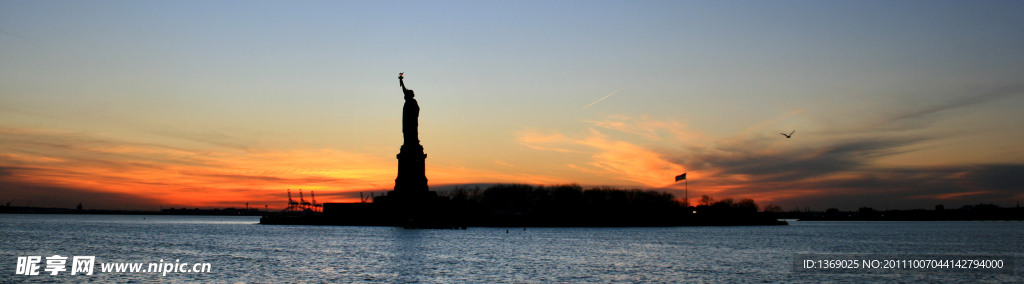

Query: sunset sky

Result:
[2,1,1023,210]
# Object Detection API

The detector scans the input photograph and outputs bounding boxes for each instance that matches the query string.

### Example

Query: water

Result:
[1,214,1021,283]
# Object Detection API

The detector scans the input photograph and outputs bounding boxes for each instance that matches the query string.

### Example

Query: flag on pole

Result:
[675,173,686,182]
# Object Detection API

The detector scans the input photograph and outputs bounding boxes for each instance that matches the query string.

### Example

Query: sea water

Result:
[2,214,1021,283]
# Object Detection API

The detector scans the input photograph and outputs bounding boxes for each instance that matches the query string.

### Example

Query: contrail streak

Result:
[582,89,621,109]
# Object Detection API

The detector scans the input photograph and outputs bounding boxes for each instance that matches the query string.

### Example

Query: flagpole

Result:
[685,178,688,207]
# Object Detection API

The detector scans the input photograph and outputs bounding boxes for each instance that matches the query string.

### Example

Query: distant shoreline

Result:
[7,205,1021,222]
[0,206,264,216]
[779,205,1024,221]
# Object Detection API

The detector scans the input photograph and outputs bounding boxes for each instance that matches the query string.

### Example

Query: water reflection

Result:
[390,228,427,282]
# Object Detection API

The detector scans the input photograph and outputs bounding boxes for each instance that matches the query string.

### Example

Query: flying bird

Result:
[780,130,795,138]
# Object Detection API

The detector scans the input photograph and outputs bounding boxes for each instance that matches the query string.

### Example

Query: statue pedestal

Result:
[394,144,429,193]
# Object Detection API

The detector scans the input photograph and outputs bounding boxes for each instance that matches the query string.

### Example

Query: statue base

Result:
[393,143,430,194]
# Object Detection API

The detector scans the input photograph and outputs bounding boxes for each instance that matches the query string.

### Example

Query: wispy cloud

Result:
[0,27,32,40]
[581,89,621,110]
[886,84,1024,125]
[586,114,704,142]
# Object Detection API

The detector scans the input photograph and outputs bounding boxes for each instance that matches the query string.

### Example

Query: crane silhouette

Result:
[299,189,310,211]
[780,130,795,138]
[286,189,299,211]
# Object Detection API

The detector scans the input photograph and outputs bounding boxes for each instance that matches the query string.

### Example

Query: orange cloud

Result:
[517,127,685,188]
[586,114,706,142]
[0,126,568,209]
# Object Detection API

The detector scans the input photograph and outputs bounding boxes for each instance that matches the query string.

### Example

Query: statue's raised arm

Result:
[399,72,407,90]
[399,72,415,99]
